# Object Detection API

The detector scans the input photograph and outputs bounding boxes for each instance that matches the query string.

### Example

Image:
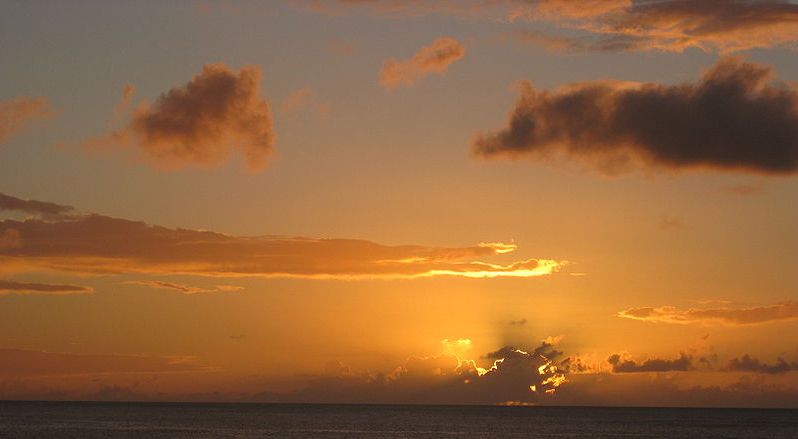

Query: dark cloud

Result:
[474,58,798,176]
[509,318,527,326]
[618,301,798,325]
[728,354,798,374]
[608,353,692,373]
[0,193,562,280]
[0,192,75,220]
[0,280,92,296]
[0,97,52,144]
[86,64,275,171]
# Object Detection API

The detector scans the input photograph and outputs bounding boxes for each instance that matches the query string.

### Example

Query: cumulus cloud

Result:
[0,280,92,296]
[618,301,798,326]
[608,352,693,373]
[474,58,798,176]
[0,97,52,144]
[727,354,798,374]
[379,37,466,88]
[124,280,243,294]
[87,64,275,171]
[0,193,564,280]
[262,339,568,405]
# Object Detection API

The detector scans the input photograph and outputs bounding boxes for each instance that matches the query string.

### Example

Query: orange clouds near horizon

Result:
[618,301,798,326]
[0,192,565,280]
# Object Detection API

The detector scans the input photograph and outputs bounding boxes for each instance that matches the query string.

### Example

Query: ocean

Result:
[0,401,796,438]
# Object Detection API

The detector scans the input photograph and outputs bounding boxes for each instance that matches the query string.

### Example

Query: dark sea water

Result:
[0,401,796,438]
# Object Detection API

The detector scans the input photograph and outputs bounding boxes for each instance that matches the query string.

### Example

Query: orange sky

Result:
[0,0,797,408]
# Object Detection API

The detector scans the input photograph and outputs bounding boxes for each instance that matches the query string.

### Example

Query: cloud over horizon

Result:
[86,64,275,171]
[379,37,465,88]
[473,58,798,176]
[259,339,568,405]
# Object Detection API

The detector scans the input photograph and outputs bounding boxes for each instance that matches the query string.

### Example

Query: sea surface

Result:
[0,401,796,438]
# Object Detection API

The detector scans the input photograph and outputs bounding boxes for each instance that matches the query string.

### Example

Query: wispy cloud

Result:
[618,301,798,326]
[0,192,565,280]
[0,280,92,296]
[379,37,465,88]
[124,280,243,294]
[608,352,693,373]
[0,97,52,144]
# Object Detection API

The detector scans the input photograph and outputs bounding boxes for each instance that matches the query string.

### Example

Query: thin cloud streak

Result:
[618,301,798,326]
[0,280,92,296]
[0,193,565,280]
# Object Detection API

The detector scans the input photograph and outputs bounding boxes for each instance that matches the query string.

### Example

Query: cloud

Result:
[474,58,798,176]
[509,318,527,326]
[280,87,330,118]
[0,348,201,378]
[727,354,798,374]
[0,192,75,220]
[618,301,798,326]
[608,352,693,373]
[379,37,465,88]
[86,64,275,171]
[0,280,92,296]
[0,193,564,280]
[124,280,243,294]
[299,1,798,53]
[512,0,798,53]
[0,97,52,144]
[260,339,568,404]
[113,84,136,117]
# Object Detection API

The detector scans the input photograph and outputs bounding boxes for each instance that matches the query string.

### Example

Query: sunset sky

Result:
[1,0,797,408]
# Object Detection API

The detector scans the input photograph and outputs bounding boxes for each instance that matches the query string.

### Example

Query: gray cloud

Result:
[728,354,798,375]
[474,58,798,176]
